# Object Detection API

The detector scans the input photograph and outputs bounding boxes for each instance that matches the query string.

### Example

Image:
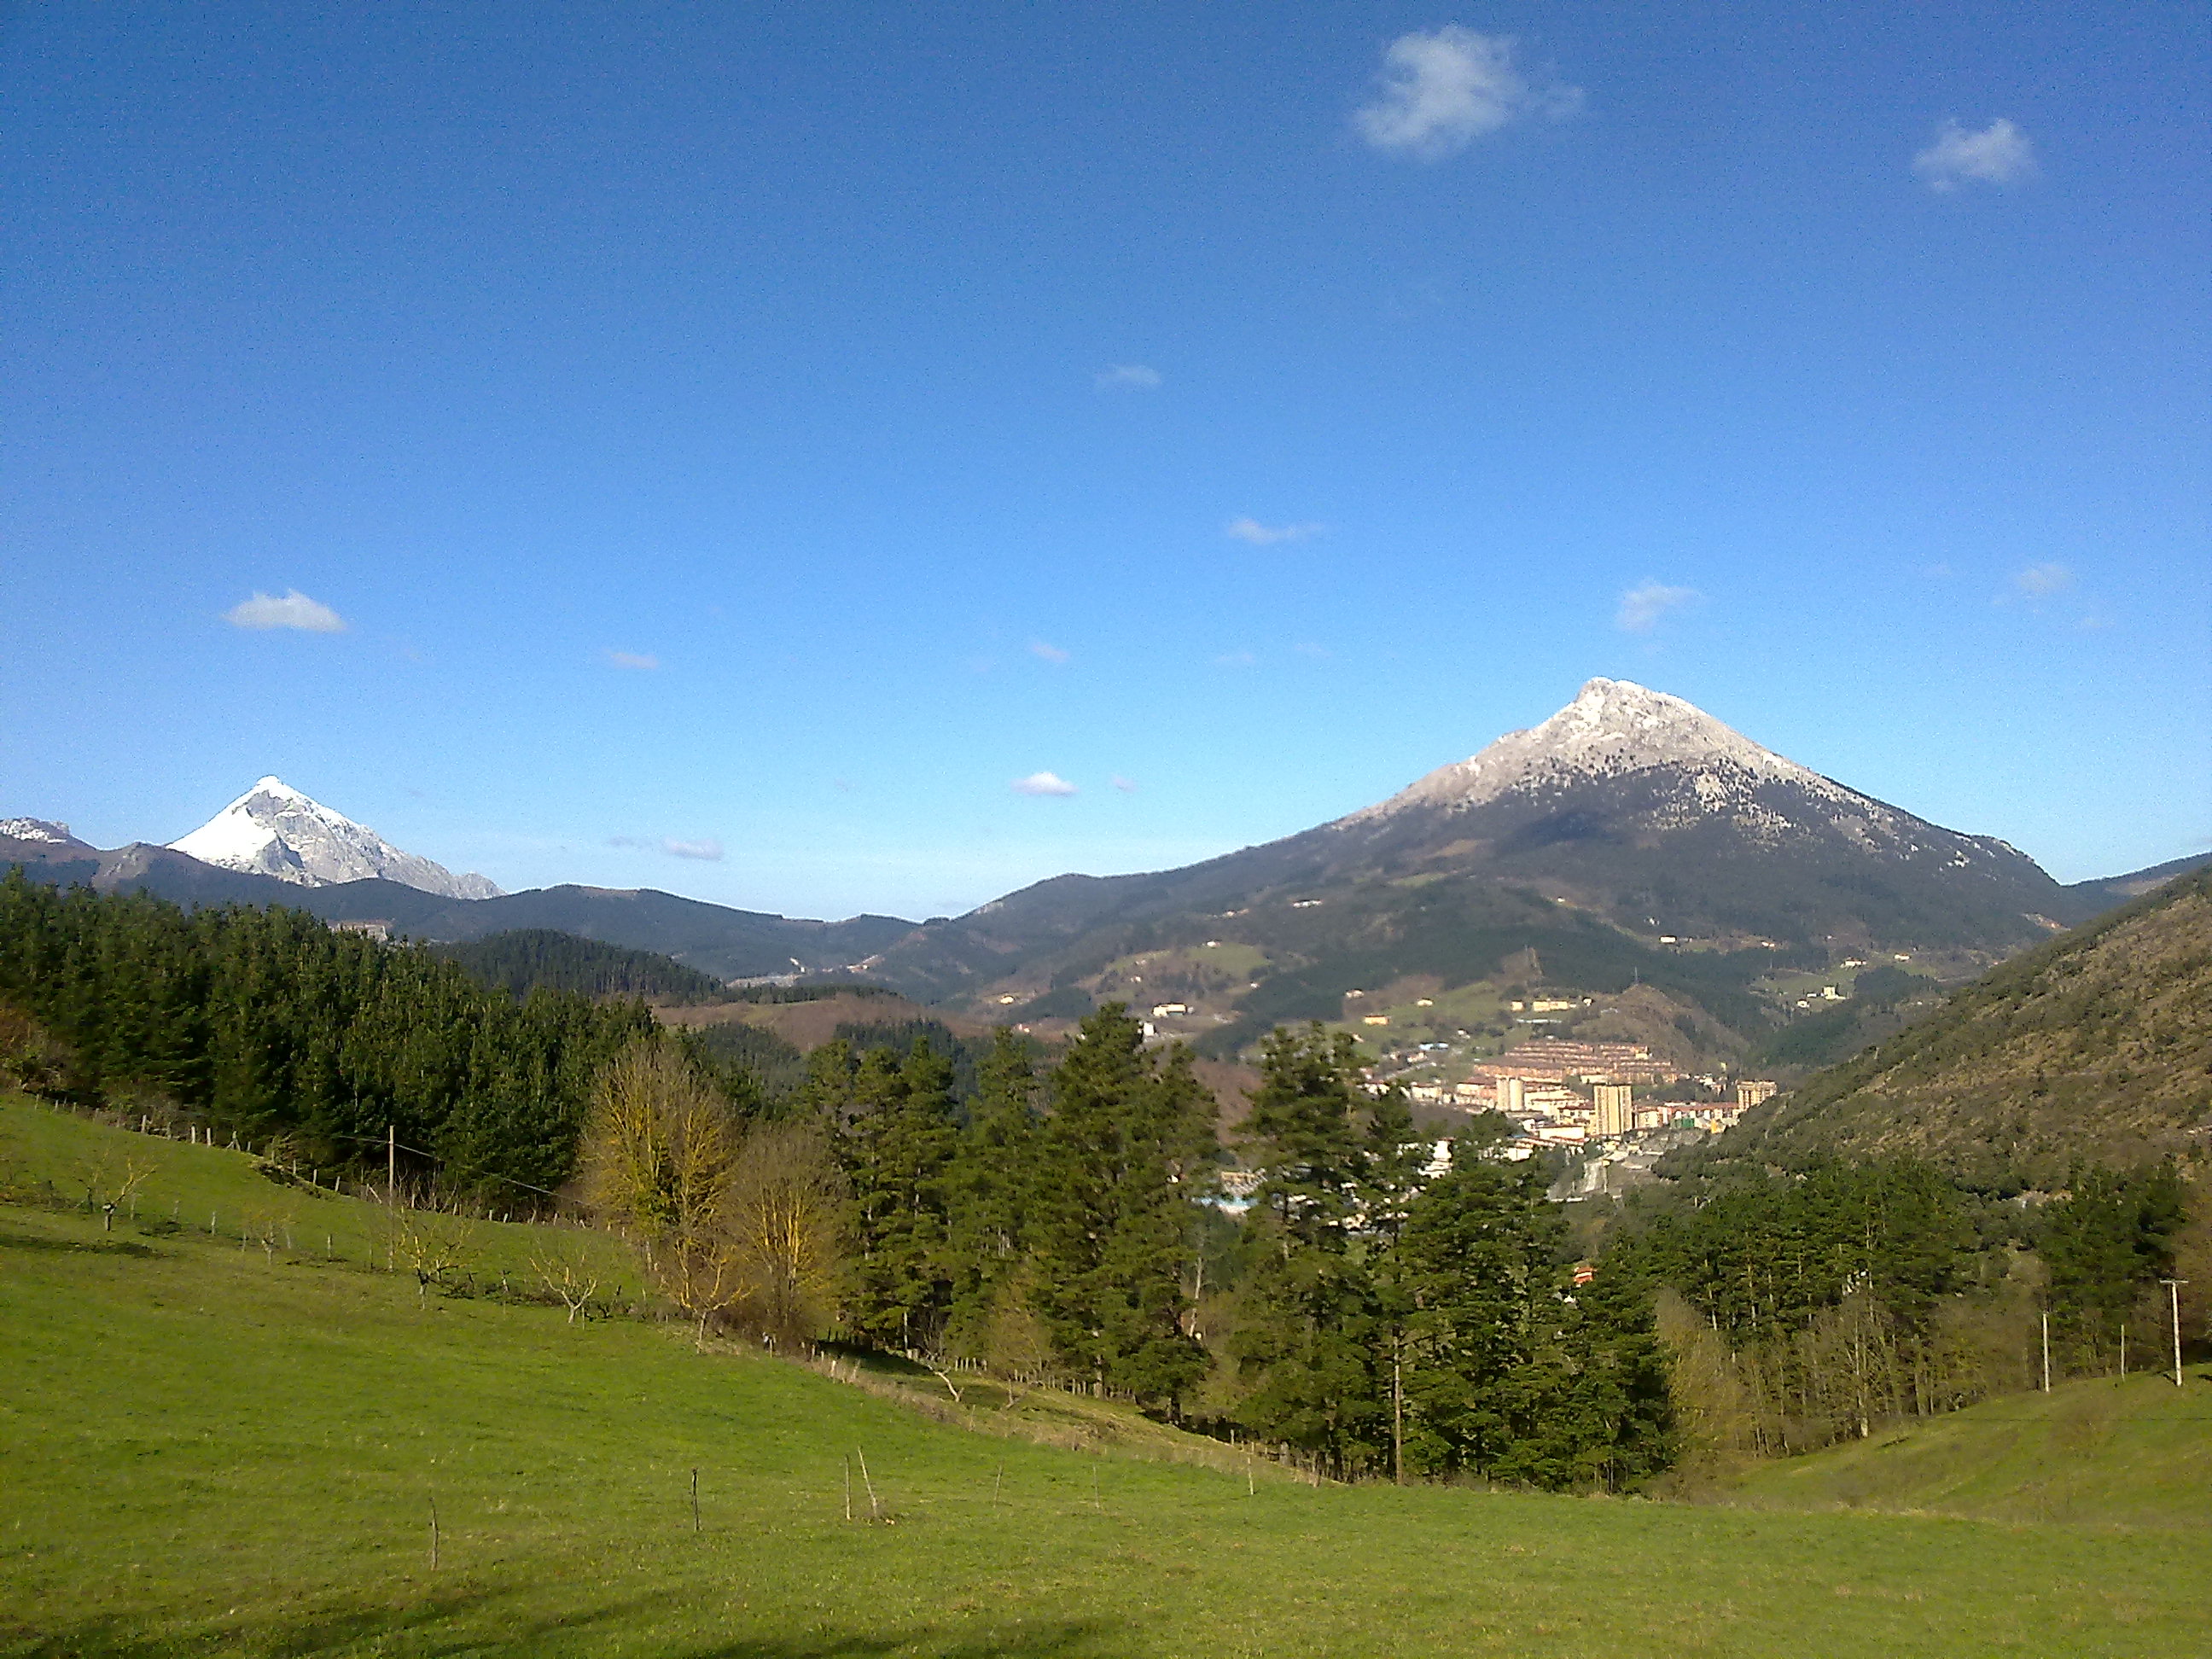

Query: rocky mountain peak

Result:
[0,818,84,847]
[1342,678,1854,824]
[167,777,501,900]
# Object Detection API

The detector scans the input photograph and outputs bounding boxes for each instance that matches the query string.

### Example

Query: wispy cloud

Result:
[1912,119,2035,191]
[605,650,660,671]
[224,590,346,632]
[1616,580,1698,634]
[2012,562,2072,597]
[1293,642,1332,659]
[609,834,725,861]
[1225,517,1326,546]
[1096,364,1162,391]
[1010,771,1079,797]
[1028,640,1071,664]
[1353,26,1582,161]
[1111,775,1138,794]
[1214,649,1259,668]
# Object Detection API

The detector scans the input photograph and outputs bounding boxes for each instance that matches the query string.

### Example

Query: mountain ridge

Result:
[6,685,2202,1051]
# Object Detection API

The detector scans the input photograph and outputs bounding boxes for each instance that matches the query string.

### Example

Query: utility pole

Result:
[2163,1280,2188,1388]
[2040,1310,2051,1393]
[387,1124,397,1198]
[1392,1342,1404,1486]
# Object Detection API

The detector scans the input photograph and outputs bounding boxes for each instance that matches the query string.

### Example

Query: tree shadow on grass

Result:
[675,1623,1126,1659]
[2,1583,1130,1659]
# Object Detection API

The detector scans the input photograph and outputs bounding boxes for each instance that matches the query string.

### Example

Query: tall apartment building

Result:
[1592,1083,1634,1138]
[1494,1075,1527,1115]
[1736,1079,1778,1109]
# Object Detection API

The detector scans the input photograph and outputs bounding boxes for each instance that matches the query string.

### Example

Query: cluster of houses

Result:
[1375,1034,1778,1162]
[1213,1042,1784,1209]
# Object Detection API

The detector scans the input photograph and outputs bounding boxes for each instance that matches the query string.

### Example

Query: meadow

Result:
[3,1097,2208,1658]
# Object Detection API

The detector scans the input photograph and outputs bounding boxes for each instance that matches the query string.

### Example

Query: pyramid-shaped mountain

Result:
[1320,678,2060,946]
[859,680,2081,1023]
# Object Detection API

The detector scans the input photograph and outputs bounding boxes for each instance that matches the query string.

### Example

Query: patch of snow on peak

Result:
[167,777,502,899]
[0,818,79,845]
[1342,678,1868,824]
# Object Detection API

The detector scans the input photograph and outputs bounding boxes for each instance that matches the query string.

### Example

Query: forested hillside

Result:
[434,928,730,1002]
[0,874,652,1196]
[1705,868,2212,1185]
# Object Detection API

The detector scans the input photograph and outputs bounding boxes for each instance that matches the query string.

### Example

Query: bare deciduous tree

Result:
[583,1041,745,1346]
[68,1145,154,1227]
[529,1242,604,1324]
[385,1207,479,1303]
[724,1123,844,1350]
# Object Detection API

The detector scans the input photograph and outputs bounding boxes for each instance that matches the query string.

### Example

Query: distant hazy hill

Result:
[1702,867,2212,1186]
[2063,851,2212,909]
[0,835,917,983]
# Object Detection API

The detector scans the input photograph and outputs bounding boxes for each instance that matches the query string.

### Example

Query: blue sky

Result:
[3,3,2206,920]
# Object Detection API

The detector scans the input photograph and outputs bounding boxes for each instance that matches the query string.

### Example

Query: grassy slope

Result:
[4,1103,2209,1657]
[1724,1369,2212,1529]
[0,1097,640,1297]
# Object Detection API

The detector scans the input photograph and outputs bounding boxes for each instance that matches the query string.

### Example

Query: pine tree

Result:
[840,1041,958,1352]
[1027,1005,1214,1406]
[942,1027,1042,1355]
[1229,1022,1394,1471]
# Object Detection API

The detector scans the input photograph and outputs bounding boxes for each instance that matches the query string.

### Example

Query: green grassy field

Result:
[1724,1366,2212,1528]
[4,1099,2209,1657]
[0,1096,642,1301]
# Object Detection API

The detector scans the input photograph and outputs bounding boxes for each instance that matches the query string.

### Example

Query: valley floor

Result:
[3,1100,2208,1658]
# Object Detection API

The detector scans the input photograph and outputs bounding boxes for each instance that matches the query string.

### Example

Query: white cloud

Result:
[223,589,346,632]
[1011,771,1079,797]
[1225,517,1326,545]
[1912,119,2035,191]
[1111,775,1138,794]
[1096,364,1162,390]
[1616,579,1697,633]
[608,834,725,860]
[2011,562,2074,598]
[606,650,660,671]
[1353,26,1582,161]
[1214,649,1259,668]
[1028,640,1071,664]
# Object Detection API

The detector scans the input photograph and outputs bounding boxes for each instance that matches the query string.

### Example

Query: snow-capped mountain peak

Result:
[167,777,501,899]
[1324,677,2037,889]
[0,818,82,846]
[1344,678,1852,823]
